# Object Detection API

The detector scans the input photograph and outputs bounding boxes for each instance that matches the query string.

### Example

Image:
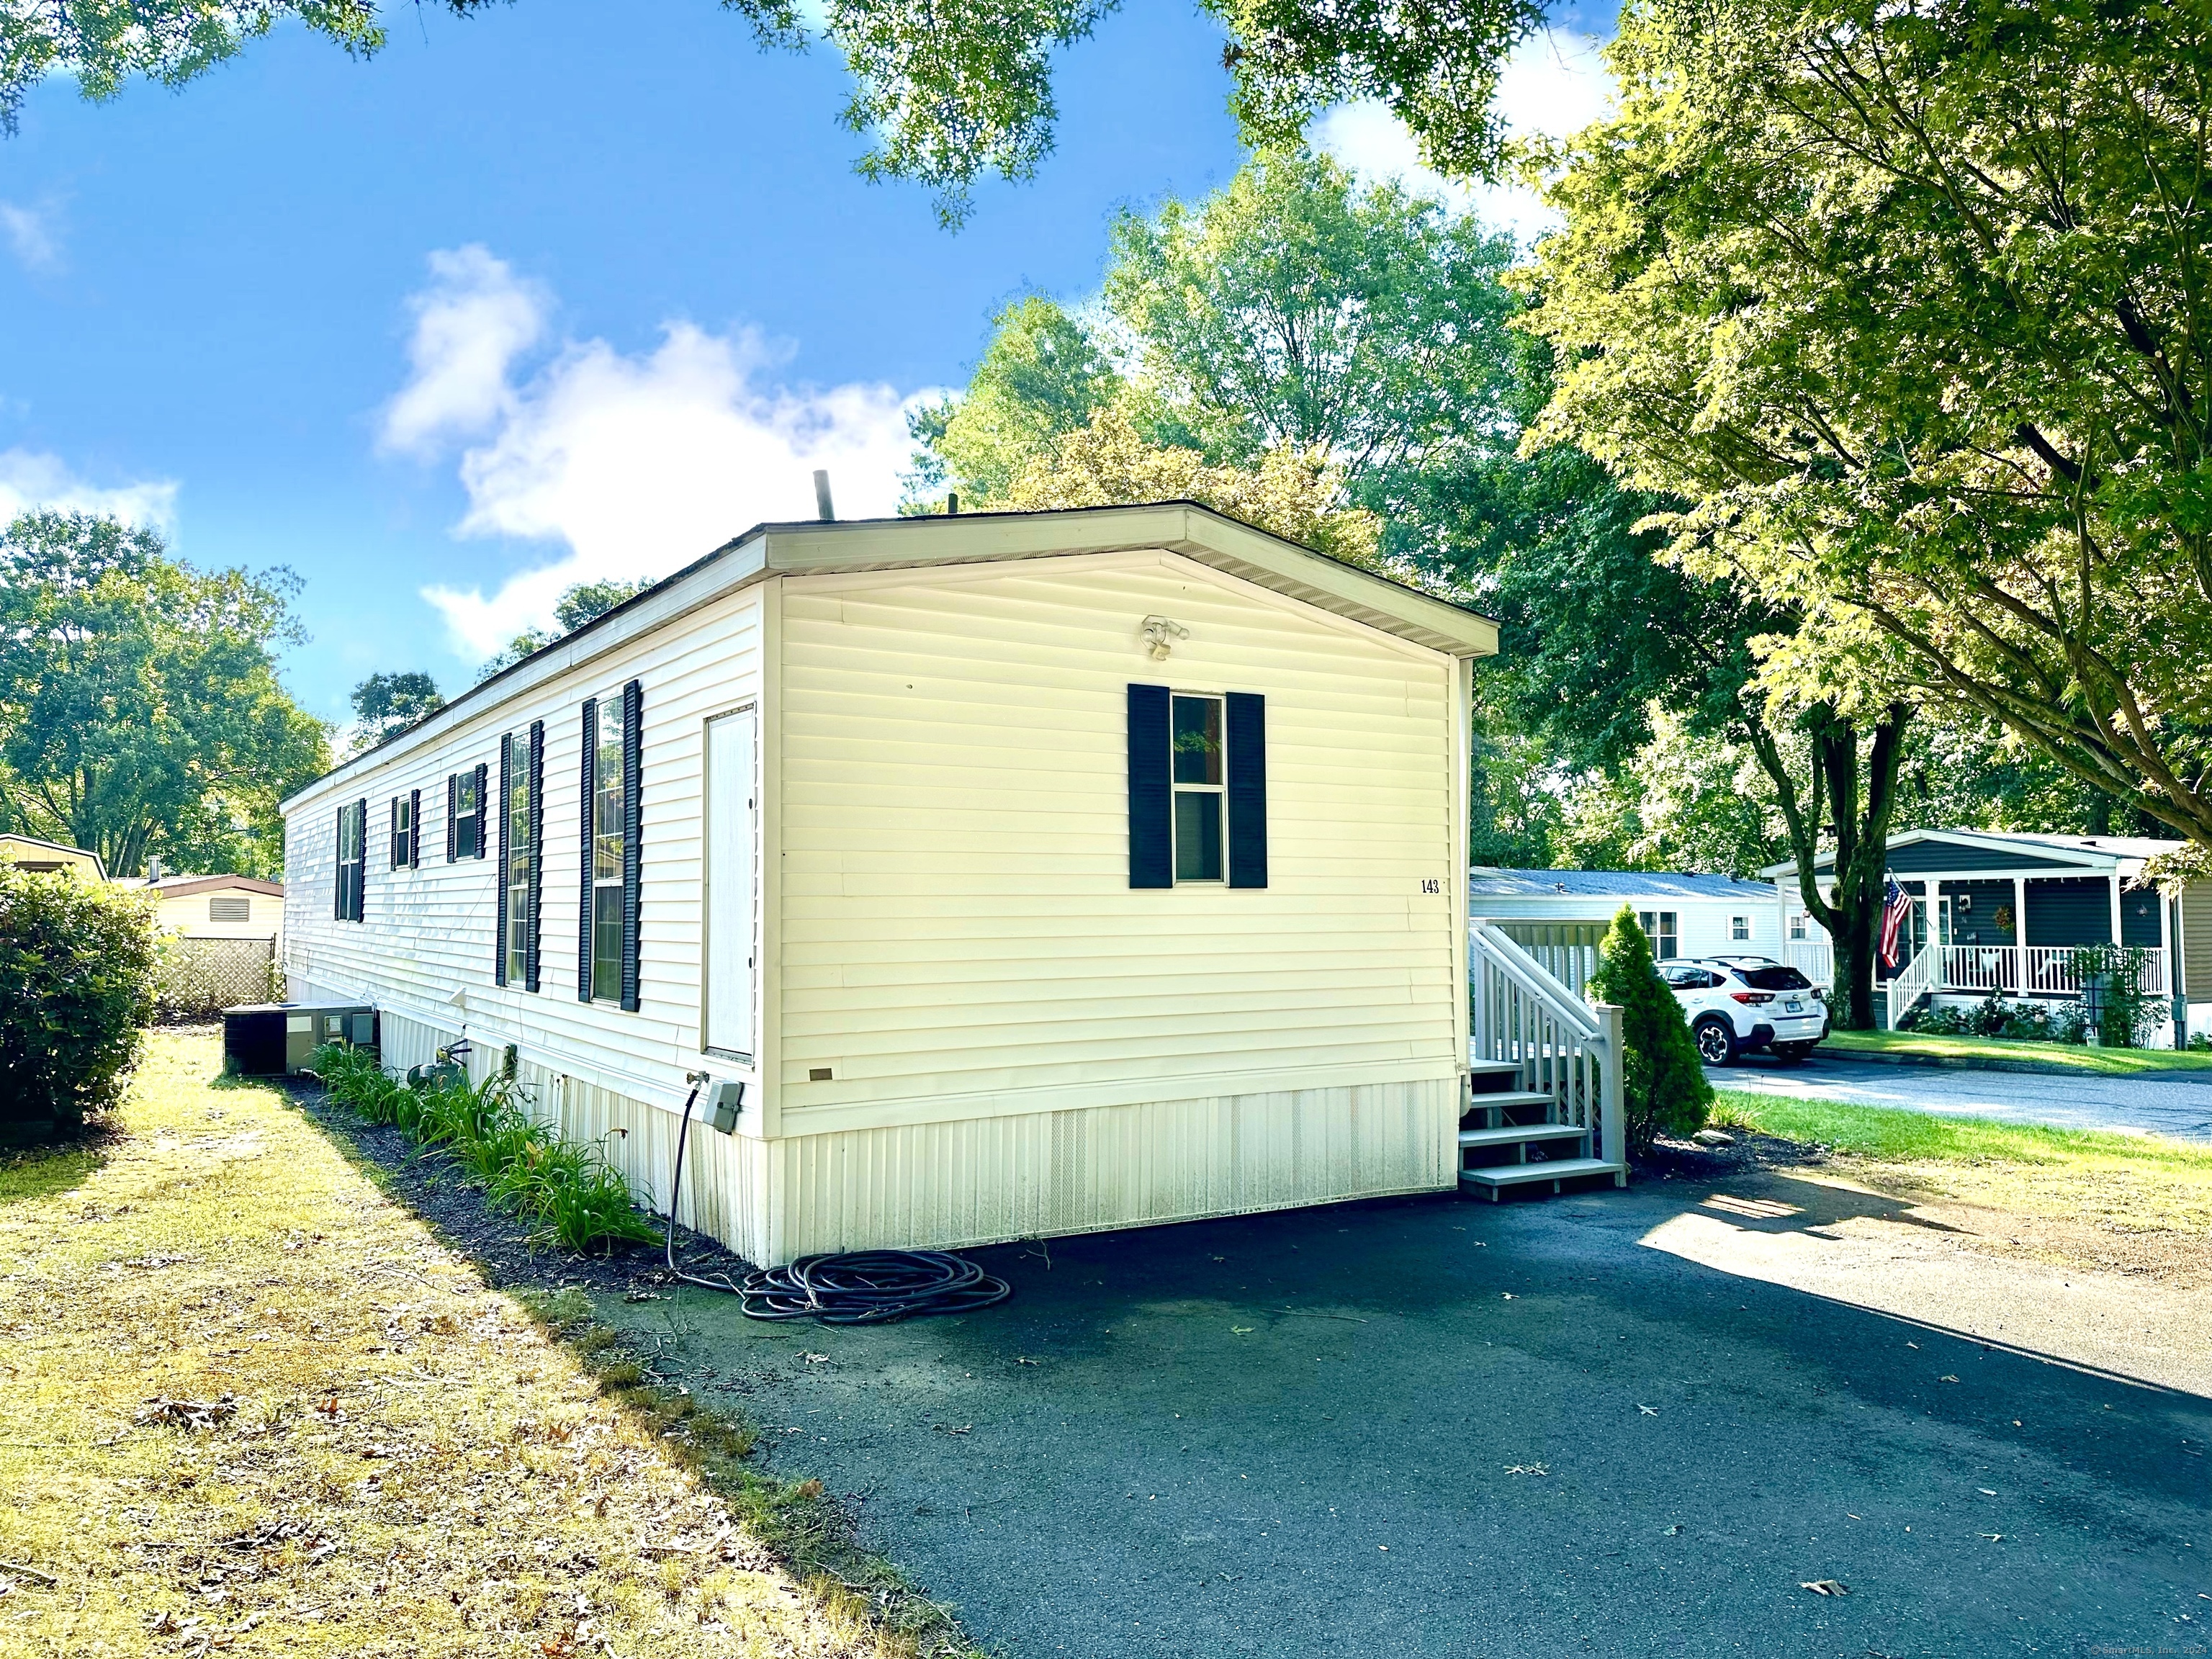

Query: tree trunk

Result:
[1745,701,1913,1030]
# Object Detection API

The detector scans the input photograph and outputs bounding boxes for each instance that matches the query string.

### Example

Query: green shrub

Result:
[1588,905,1713,1156]
[307,1043,658,1252]
[0,868,160,1147]
[2069,945,2157,1048]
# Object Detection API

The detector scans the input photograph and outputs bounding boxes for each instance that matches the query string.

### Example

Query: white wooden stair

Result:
[1462,926,1631,1201]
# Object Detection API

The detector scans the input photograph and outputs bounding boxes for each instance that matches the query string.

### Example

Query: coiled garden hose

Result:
[664,1082,1011,1323]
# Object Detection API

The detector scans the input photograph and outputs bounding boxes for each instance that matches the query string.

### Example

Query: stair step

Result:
[1467,1059,1523,1076]
[1457,1123,1588,1148]
[1459,1158,1623,1191]
[1461,1091,1560,1113]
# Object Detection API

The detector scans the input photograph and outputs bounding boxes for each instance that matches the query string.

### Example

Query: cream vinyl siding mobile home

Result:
[776,554,1461,1129]
[282,506,1492,1265]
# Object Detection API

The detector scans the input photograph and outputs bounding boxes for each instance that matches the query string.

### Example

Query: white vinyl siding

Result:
[283,585,765,1111]
[774,554,1462,1127]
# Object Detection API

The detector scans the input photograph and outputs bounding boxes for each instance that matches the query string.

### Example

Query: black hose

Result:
[664,1081,1010,1323]
[738,1251,1010,1324]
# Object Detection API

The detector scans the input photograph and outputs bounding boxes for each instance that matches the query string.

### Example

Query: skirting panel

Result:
[765,1076,1459,1260]
[307,1006,1452,1266]
[367,1010,770,1264]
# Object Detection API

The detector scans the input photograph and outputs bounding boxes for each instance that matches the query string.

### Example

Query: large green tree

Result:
[1523,0,2212,851]
[0,511,328,879]
[4,0,1549,223]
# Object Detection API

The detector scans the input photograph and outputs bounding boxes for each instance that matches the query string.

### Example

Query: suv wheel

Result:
[1694,1017,1737,1066]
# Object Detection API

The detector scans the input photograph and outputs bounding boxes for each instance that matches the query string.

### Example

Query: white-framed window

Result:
[1637,909,1678,960]
[335,800,365,923]
[209,895,250,922]
[1730,914,1750,942]
[590,698,626,1002]
[390,792,415,868]
[451,767,483,860]
[1789,912,1807,941]
[503,732,536,986]
[1171,692,1225,883]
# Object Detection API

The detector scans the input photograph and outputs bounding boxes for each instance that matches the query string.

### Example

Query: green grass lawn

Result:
[1822,1025,2212,1074]
[1708,1089,2212,1236]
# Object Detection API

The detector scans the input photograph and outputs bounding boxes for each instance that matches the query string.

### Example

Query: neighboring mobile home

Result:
[1763,828,2210,1038]
[281,503,1497,1264]
[1467,869,1813,994]
[0,833,105,881]
[117,874,286,940]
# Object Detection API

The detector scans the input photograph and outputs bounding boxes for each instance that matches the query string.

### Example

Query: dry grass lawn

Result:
[0,1030,966,1658]
[1709,1089,2212,1282]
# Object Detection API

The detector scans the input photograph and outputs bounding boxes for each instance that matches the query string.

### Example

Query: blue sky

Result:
[0,0,1611,724]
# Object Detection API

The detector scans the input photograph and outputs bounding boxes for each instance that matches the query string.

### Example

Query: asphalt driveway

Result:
[610,1169,2211,1658]
[1715,1049,2212,1142]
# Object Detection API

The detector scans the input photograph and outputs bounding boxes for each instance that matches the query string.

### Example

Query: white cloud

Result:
[1315,30,1615,245]
[378,245,549,457]
[0,200,60,272]
[386,248,926,660]
[0,449,177,529]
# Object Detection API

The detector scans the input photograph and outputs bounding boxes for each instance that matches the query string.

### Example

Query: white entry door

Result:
[704,709,758,1060]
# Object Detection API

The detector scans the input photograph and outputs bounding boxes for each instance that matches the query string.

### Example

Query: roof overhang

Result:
[1758,827,2128,879]
[285,501,1497,811]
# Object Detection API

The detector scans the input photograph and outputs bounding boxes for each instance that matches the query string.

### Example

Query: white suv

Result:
[1660,956,1829,1066]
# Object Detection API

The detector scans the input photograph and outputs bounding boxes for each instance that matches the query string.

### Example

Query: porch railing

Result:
[1780,939,1834,986]
[1469,921,1626,1174]
[1929,943,2164,999]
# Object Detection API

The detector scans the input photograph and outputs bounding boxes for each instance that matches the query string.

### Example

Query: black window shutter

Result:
[1127,683,1172,889]
[1226,692,1267,889]
[526,720,544,993]
[495,737,511,986]
[409,788,421,869]
[333,804,345,920]
[389,796,399,870]
[619,679,643,1012]
[577,698,597,1002]
[353,799,368,920]
[473,763,489,858]
[446,773,457,862]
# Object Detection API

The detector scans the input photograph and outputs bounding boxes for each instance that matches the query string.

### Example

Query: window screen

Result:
[1171,693,1224,883]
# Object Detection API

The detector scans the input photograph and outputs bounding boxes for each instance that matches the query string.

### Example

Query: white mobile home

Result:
[282,503,1498,1265]
[1469,869,1809,991]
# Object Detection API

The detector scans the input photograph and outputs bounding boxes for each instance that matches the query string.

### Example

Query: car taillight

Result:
[1730,991,1773,1004]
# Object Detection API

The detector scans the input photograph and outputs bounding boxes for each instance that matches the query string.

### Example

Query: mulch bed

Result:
[276,1073,755,1300]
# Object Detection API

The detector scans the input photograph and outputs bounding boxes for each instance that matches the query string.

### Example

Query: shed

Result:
[280,503,1498,1264]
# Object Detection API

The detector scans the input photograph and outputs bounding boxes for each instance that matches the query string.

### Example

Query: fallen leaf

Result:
[1799,1580,1848,1596]
[1940,1375,1960,1383]
[793,1479,823,1499]
[1661,1524,1683,1536]
[1231,1327,1254,1335]
[1979,1533,2002,1542]
[1977,1488,1997,1496]
[802,1353,830,1364]
[1638,1406,1658,1416]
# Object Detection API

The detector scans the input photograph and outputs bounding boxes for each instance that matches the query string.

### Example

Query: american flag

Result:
[1878,878,1912,968]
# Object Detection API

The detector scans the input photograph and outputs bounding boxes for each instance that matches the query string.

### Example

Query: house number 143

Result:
[1421,878,1441,894]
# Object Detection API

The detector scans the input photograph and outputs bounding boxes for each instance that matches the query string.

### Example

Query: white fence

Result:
[1469,922,1625,1172]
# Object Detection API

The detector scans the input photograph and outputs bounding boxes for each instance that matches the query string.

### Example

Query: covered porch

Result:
[1761,830,2182,1033]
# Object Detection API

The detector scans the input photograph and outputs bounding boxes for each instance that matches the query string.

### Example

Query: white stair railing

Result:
[1883,943,1937,1028]
[1469,922,1627,1176]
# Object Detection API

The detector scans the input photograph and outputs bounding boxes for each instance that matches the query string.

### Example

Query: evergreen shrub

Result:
[1588,905,1713,1156]
[0,868,160,1146]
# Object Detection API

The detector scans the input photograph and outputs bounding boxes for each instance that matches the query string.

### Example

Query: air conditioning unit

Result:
[222,1002,378,1076]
